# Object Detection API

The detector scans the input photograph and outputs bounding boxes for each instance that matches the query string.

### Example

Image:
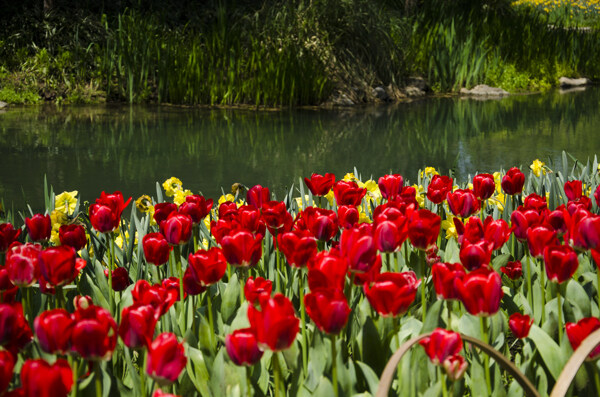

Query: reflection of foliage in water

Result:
[0,88,599,207]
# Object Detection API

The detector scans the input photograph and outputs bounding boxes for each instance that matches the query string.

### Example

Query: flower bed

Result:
[1,153,600,396]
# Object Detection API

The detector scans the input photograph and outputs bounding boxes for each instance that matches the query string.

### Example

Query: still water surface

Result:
[1,88,599,209]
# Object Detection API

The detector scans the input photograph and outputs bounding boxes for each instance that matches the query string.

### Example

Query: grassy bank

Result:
[0,0,598,106]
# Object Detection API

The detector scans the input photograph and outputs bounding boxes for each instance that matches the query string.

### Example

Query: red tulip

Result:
[373,219,406,253]
[178,195,213,224]
[419,328,462,365]
[225,328,264,366]
[244,276,273,306]
[595,185,600,208]
[153,390,179,397]
[22,359,72,397]
[132,280,178,319]
[526,226,558,258]
[160,213,192,245]
[0,223,21,253]
[524,193,547,212]
[307,250,348,291]
[398,186,420,207]
[237,205,265,235]
[187,247,228,286]
[34,309,74,354]
[340,225,378,274]
[304,288,351,334]
[566,317,600,360]
[119,304,157,349]
[500,261,523,280]
[573,215,600,250]
[146,332,187,386]
[25,214,51,242]
[378,174,404,201]
[246,185,270,209]
[333,180,366,206]
[143,233,171,266]
[248,293,299,351]
[0,350,14,395]
[0,303,33,355]
[72,304,117,360]
[298,207,338,242]
[182,267,207,296]
[221,230,263,267]
[473,173,495,200]
[408,209,441,251]
[352,255,383,286]
[431,262,465,300]
[162,277,183,301]
[337,205,359,229]
[454,217,483,245]
[261,201,289,234]
[443,354,468,381]
[38,246,82,286]
[548,207,568,235]
[89,191,131,233]
[501,167,525,195]
[459,240,493,271]
[454,267,503,316]
[543,244,578,284]
[511,207,545,241]
[6,243,41,287]
[58,224,87,251]
[104,267,131,291]
[363,272,420,317]
[483,217,512,250]
[304,173,336,196]
[447,189,479,218]
[153,202,178,225]
[278,230,317,268]
[567,196,592,214]
[426,175,453,204]
[509,313,533,339]
[218,201,239,221]
[564,180,583,201]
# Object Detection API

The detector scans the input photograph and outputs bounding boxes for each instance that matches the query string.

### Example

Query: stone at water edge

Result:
[460,85,509,96]
[0,101,7,109]
[559,77,591,88]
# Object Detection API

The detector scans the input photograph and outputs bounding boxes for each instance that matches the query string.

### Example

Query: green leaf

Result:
[528,324,566,380]
[421,299,443,333]
[566,279,591,318]
[356,361,379,395]
[221,274,240,324]
[312,376,335,397]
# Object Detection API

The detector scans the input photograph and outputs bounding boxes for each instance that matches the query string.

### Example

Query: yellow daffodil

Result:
[204,215,211,231]
[489,192,505,212]
[493,172,502,193]
[412,184,425,208]
[421,167,439,179]
[163,177,183,197]
[218,194,235,205]
[530,159,546,177]
[363,179,382,205]
[54,190,78,215]
[135,195,153,213]
[358,209,372,224]
[173,189,193,206]
[325,190,335,206]
[343,173,358,182]
[442,218,458,240]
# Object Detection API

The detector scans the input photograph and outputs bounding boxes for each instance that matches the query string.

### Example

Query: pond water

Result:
[1,87,599,210]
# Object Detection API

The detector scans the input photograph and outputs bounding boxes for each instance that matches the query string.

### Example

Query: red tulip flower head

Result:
[0,303,33,354]
[0,350,14,395]
[182,267,207,296]
[299,207,338,242]
[71,304,117,360]
[307,250,348,291]
[566,317,600,360]
[226,328,264,366]
[304,288,351,334]
[34,309,74,354]
[483,218,512,251]
[178,194,213,224]
[337,205,359,229]
[543,244,578,284]
[363,272,420,317]
[160,212,193,245]
[595,185,600,208]
[524,193,548,212]
[511,206,545,241]
[378,174,404,201]
[426,175,453,204]
[454,267,503,316]
[261,200,290,234]
[6,242,42,287]
[473,173,495,200]
[564,180,583,201]
[443,354,468,381]
[244,277,273,306]
[459,240,493,271]
[104,267,131,291]
[500,261,523,280]
[373,219,406,253]
[501,168,525,195]
[132,280,178,319]
[509,313,533,339]
[431,262,465,300]
[221,229,263,267]
[25,214,51,242]
[573,215,600,251]
[340,225,378,274]
[119,304,157,349]
[21,359,73,397]
[38,245,84,287]
[278,229,317,268]
[187,247,228,286]
[248,293,300,351]
[447,189,480,218]
[89,191,131,233]
[153,202,178,225]
[0,223,21,253]
[527,226,558,258]
[408,209,441,251]
[147,332,187,386]
[333,180,366,207]
[304,173,336,196]
[246,185,270,209]
[59,224,87,251]
[419,328,463,365]
[143,232,171,266]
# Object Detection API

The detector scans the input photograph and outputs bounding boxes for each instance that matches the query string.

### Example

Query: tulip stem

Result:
[593,362,600,395]
[539,258,546,325]
[331,333,338,397]
[299,270,308,376]
[71,358,78,397]
[207,291,216,350]
[95,362,102,397]
[175,246,184,303]
[420,250,427,324]
[526,251,533,311]
[140,350,146,397]
[108,234,115,314]
[246,366,253,396]
[480,316,492,396]
[272,352,282,397]
[275,248,281,294]
[21,287,31,326]
[439,366,448,397]
[557,284,563,345]
[596,267,600,316]
[56,285,64,309]
[393,316,402,393]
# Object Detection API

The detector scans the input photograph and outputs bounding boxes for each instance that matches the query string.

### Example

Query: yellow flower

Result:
[343,172,358,182]
[358,209,372,224]
[412,184,425,208]
[530,159,546,177]
[295,195,311,211]
[218,194,235,205]
[442,218,458,240]
[54,191,78,215]
[204,215,211,231]
[135,195,153,213]
[162,177,183,197]
[489,192,505,212]
[421,167,439,179]
[493,172,502,193]
[173,189,193,206]
[363,179,382,205]
[325,190,335,206]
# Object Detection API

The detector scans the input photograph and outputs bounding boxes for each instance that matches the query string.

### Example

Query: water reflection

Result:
[1,87,599,209]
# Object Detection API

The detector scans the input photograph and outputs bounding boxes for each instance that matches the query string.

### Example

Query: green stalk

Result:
[331,333,338,397]
[275,248,281,294]
[71,358,78,397]
[539,257,546,325]
[480,316,492,396]
[95,362,102,397]
[557,284,563,345]
[108,233,115,315]
[596,267,600,316]
[394,316,402,393]
[446,300,452,330]
[386,252,391,273]
[299,270,308,376]
[273,352,282,397]
[140,350,146,397]
[207,292,216,350]
[56,285,64,309]
[420,250,427,323]
[175,245,184,302]
[594,362,600,395]
[439,366,448,397]
[526,251,533,310]
[21,287,31,326]
[239,267,246,306]
[246,366,253,397]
